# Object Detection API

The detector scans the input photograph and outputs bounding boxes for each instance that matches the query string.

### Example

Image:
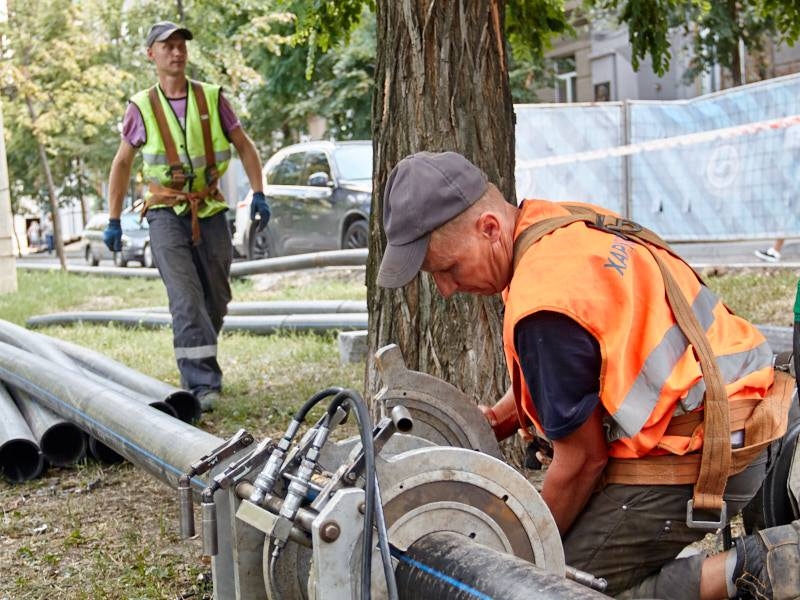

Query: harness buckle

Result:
[595,214,643,234]
[686,499,727,530]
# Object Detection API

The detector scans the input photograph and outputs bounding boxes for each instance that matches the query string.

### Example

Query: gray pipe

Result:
[0,383,44,482]
[19,262,160,279]
[48,336,200,423]
[0,341,222,489]
[18,248,366,279]
[8,385,87,467]
[229,248,367,278]
[26,311,369,334]
[0,319,173,459]
[124,300,368,316]
[394,531,608,599]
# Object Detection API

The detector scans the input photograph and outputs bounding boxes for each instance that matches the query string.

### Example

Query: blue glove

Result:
[250,191,271,232]
[103,218,122,252]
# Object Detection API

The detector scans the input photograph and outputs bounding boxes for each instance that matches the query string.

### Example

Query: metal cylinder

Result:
[202,499,218,557]
[0,341,223,489]
[394,531,608,600]
[0,383,44,482]
[179,475,195,539]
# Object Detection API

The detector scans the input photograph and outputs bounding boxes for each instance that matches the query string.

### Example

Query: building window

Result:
[555,56,577,103]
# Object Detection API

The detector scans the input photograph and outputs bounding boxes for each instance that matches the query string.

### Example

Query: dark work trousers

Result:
[146,208,232,397]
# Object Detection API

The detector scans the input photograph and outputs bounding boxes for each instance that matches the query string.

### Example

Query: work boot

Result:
[196,389,220,412]
[733,520,800,599]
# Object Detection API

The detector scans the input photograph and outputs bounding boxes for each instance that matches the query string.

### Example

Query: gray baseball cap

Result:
[146,21,193,47]
[378,151,488,288]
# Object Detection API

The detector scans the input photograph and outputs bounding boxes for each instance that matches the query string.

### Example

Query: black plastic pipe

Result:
[394,531,608,600]
[49,337,199,423]
[7,385,87,467]
[0,383,44,482]
[0,341,222,489]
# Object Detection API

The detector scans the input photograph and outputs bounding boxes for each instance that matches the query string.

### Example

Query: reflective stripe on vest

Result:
[130,82,230,217]
[502,199,774,459]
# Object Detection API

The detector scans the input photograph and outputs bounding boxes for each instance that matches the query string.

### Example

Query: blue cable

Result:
[389,545,495,600]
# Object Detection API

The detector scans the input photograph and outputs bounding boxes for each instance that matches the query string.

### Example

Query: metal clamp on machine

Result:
[177,428,255,539]
[199,436,276,557]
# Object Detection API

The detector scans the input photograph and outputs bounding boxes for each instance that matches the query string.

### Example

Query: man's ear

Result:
[477,212,501,241]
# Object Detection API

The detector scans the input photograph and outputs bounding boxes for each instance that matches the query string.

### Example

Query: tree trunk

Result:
[25,96,67,272]
[729,0,743,87]
[366,0,515,408]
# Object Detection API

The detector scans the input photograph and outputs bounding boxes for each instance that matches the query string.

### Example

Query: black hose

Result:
[294,387,344,423]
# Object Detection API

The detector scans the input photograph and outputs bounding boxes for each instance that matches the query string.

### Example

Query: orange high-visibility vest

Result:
[502,200,775,460]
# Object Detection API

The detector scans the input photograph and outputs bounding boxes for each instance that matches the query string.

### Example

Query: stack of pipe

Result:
[0,319,199,483]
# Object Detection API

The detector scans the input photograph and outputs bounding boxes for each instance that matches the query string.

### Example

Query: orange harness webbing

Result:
[141,82,220,244]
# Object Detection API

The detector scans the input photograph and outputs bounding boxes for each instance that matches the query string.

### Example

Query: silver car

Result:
[232,140,372,260]
[82,211,154,268]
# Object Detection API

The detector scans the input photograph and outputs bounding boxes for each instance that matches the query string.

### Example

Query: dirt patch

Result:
[1,463,210,599]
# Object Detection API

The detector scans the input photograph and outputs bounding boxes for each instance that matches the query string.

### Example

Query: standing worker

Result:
[104,21,271,411]
[378,151,800,599]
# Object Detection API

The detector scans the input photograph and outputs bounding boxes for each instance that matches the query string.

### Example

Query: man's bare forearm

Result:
[107,141,136,218]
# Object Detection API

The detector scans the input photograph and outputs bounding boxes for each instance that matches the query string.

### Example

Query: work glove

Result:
[250,191,271,232]
[103,218,123,252]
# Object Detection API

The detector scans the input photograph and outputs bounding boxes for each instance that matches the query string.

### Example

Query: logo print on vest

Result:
[604,236,636,277]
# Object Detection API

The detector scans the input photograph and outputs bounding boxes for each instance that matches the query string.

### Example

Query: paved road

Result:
[15,239,800,270]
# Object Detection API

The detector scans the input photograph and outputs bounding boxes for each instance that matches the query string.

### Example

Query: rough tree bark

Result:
[366,0,516,408]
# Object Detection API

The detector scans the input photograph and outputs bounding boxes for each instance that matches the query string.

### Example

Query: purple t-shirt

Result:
[121,88,240,148]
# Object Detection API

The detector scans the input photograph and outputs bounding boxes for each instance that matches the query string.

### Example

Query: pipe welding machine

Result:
[177,344,611,599]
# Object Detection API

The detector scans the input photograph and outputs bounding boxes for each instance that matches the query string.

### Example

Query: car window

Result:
[268,152,306,186]
[333,144,373,181]
[302,151,331,184]
[121,213,148,231]
[85,214,109,231]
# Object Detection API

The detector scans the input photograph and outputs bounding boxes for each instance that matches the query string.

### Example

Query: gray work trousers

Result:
[563,444,777,599]
[146,208,232,396]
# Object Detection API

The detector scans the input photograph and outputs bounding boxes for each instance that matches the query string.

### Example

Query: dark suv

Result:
[232,140,372,260]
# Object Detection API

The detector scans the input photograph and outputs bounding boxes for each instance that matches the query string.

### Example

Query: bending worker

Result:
[104,21,271,411]
[377,151,800,599]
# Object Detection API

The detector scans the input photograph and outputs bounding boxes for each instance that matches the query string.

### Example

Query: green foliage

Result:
[591,0,800,82]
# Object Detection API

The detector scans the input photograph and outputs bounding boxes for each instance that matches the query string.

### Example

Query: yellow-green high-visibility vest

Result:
[130,81,231,217]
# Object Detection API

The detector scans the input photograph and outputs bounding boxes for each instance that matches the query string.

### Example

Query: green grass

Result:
[0,270,366,436]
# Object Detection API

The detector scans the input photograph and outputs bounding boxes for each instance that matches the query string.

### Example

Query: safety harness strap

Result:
[512,206,731,526]
[147,86,186,190]
[190,80,218,187]
[604,371,793,485]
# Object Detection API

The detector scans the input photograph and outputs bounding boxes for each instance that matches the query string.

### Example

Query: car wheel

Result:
[142,243,155,268]
[113,252,128,268]
[247,222,274,260]
[342,220,368,249]
[85,245,99,267]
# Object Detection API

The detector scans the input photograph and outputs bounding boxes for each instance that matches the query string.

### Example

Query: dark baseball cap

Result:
[378,151,488,288]
[146,21,193,47]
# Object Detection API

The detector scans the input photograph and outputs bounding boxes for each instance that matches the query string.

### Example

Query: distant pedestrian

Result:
[755,238,784,262]
[26,220,41,251]
[41,214,54,255]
